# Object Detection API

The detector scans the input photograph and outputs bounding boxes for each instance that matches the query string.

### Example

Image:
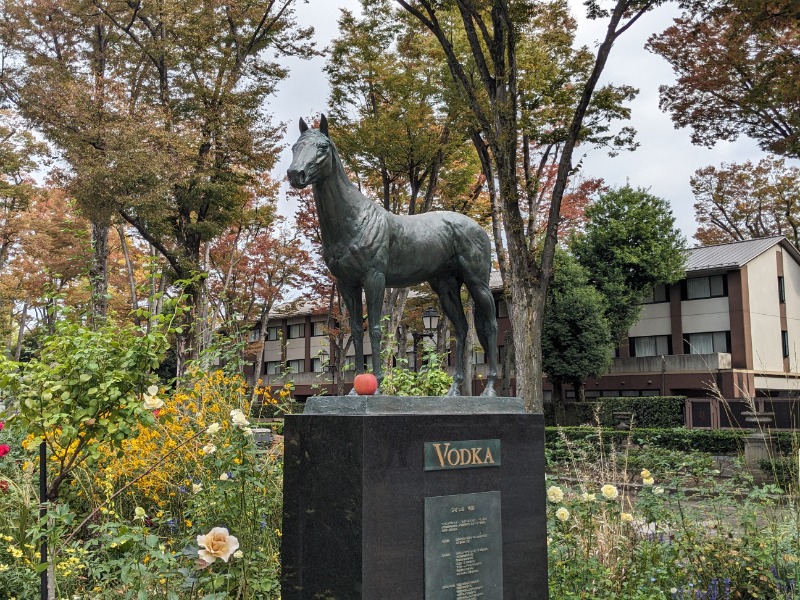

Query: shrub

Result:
[545,396,686,428]
[547,427,745,457]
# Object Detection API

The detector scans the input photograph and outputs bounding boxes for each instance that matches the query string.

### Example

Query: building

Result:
[249,237,800,427]
[592,236,800,428]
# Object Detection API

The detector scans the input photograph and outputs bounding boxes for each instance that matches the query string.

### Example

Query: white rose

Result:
[230,409,250,428]
[143,393,164,410]
[196,527,240,564]
[233,550,243,559]
[219,473,229,481]
[147,385,159,396]
[546,486,564,503]
[202,443,216,456]
[192,483,203,494]
[206,423,221,434]
[601,484,619,500]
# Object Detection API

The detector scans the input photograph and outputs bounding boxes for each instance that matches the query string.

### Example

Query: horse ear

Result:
[299,118,309,133]
[320,114,329,137]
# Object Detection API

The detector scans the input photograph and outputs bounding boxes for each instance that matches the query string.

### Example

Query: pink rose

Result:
[0,444,10,458]
[0,421,4,432]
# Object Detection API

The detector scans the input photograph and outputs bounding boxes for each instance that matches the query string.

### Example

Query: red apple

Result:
[353,373,378,395]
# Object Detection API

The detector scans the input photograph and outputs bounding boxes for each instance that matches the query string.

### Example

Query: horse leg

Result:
[339,283,364,396]
[430,276,468,397]
[363,270,386,388]
[466,277,499,397]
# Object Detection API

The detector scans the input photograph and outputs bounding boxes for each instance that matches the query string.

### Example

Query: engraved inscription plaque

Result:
[424,439,501,471]
[424,491,503,600]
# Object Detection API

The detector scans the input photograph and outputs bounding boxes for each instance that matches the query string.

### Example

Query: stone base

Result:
[281,396,548,600]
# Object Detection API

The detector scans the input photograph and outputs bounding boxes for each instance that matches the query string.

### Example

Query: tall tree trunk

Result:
[89,221,110,326]
[14,297,28,361]
[463,298,474,396]
[250,302,274,397]
[382,287,409,371]
[500,329,515,397]
[116,225,139,324]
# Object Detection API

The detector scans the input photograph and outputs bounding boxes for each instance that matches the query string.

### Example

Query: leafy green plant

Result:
[380,346,452,396]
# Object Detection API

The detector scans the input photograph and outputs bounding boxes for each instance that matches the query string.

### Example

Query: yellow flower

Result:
[0,564,8,572]
[640,469,651,479]
[555,507,570,522]
[653,486,665,495]
[621,512,634,523]
[8,546,23,559]
[546,486,564,503]
[643,477,655,486]
[580,492,596,502]
[185,519,193,528]
[601,484,619,500]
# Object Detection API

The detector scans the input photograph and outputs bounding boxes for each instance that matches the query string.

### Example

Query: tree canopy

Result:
[542,250,612,402]
[572,185,687,342]
[692,156,800,248]
[647,0,800,158]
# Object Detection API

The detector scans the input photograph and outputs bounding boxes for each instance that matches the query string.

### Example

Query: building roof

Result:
[686,236,800,273]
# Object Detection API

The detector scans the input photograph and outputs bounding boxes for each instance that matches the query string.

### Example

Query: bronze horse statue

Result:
[288,115,498,396]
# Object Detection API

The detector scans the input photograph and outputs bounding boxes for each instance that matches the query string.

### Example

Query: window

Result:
[642,284,668,304]
[783,330,790,358]
[629,335,671,357]
[264,361,282,375]
[287,358,305,373]
[287,323,305,339]
[496,299,509,318]
[266,326,281,342]
[684,275,727,300]
[311,357,325,373]
[779,276,786,304]
[684,331,730,354]
[344,355,370,370]
[311,321,326,337]
[472,348,486,365]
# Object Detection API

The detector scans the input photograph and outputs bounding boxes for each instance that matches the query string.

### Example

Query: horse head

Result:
[287,114,333,189]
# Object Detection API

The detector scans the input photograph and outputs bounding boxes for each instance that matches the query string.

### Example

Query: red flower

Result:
[0,444,10,458]
[0,421,4,432]
[0,480,8,493]
[152,409,162,418]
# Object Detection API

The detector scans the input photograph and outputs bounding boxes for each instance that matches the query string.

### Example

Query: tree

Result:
[692,156,800,248]
[647,0,800,158]
[571,185,687,342]
[207,210,309,389]
[396,0,666,411]
[542,250,612,402]
[0,0,317,370]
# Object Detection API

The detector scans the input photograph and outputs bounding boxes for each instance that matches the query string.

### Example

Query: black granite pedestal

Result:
[281,396,548,600]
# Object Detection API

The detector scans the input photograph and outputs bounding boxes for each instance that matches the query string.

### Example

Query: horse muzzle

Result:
[287,167,309,189]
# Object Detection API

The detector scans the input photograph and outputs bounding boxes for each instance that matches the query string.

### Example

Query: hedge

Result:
[545,426,745,455]
[544,396,686,428]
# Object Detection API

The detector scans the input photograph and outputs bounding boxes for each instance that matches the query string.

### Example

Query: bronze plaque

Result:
[424,439,501,471]
[424,491,503,599]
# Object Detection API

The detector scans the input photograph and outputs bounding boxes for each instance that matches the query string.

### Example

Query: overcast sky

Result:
[270,0,775,243]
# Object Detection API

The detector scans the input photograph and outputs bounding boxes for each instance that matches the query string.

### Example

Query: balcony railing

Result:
[610,353,732,374]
